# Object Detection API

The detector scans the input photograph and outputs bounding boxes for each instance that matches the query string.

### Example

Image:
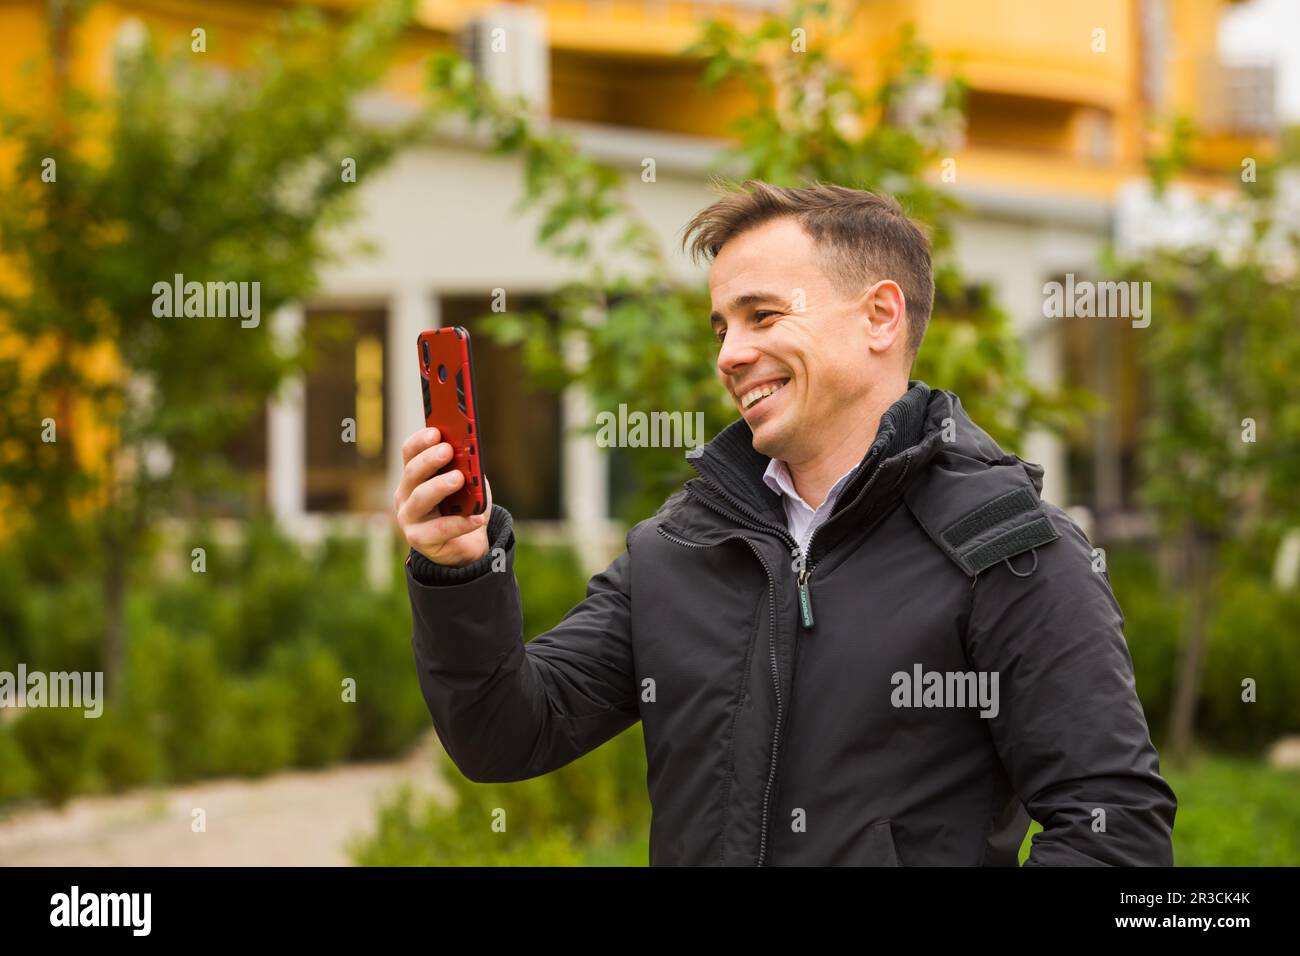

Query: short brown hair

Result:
[681,179,934,361]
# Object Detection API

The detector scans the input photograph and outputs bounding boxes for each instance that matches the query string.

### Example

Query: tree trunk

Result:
[102,538,127,702]
[100,474,142,702]
[1167,527,1215,765]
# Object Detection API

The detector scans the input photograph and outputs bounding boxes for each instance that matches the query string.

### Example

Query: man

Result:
[394,180,1176,866]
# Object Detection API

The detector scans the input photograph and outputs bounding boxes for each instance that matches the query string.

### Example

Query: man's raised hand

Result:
[395,426,493,568]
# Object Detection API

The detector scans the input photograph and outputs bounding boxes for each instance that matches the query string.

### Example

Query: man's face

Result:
[708,216,895,463]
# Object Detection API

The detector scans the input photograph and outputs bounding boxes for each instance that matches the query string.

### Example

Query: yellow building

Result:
[0,0,1278,563]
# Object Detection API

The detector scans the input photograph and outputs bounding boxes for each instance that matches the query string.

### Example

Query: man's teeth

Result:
[741,380,788,410]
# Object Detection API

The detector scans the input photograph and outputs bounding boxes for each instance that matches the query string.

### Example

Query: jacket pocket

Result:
[862,819,901,867]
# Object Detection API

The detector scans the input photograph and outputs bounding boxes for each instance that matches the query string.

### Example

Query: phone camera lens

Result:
[437,364,447,383]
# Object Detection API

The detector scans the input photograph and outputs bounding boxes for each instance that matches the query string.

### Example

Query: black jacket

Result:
[406,381,1177,865]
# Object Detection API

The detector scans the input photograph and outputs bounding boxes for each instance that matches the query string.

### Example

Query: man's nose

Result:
[716,326,759,380]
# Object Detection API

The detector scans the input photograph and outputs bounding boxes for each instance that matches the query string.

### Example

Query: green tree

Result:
[0,0,420,694]
[424,0,1081,521]
[1117,147,1300,764]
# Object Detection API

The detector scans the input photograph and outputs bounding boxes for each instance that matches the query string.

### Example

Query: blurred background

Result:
[0,0,1297,866]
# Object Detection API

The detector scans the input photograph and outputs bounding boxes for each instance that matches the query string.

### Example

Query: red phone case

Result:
[417,326,487,516]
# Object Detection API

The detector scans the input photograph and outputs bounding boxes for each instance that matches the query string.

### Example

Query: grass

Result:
[1019,754,1300,866]
[583,755,1300,866]
[581,836,649,867]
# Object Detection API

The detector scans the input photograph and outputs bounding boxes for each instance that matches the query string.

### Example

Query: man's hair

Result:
[681,179,935,362]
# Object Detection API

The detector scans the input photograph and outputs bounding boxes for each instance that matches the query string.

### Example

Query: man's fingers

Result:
[405,510,486,555]
[400,467,465,526]
[394,428,492,565]
[401,426,440,466]
[398,440,453,502]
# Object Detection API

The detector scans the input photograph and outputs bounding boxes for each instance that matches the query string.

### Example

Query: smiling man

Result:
[395,180,1176,866]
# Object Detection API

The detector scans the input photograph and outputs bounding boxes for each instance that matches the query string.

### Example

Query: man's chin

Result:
[747,416,792,460]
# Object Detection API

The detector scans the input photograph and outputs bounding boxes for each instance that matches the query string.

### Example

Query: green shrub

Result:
[1107,542,1300,753]
[212,676,297,778]
[20,577,105,675]
[303,560,428,760]
[0,548,32,663]
[351,784,586,866]
[0,722,37,806]
[142,524,428,765]
[581,835,650,866]
[1201,580,1300,752]
[223,528,316,673]
[122,624,227,782]
[353,726,650,866]
[514,538,591,641]
[268,642,356,767]
[116,525,427,781]
[0,520,611,811]
[13,707,97,806]
[1107,545,1183,741]
[90,709,164,793]
[142,561,236,670]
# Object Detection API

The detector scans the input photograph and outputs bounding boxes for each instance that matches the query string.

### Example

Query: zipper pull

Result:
[792,544,815,630]
[797,566,814,629]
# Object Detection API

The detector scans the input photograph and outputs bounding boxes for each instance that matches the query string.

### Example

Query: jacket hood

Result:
[682,380,1059,575]
[907,381,1049,502]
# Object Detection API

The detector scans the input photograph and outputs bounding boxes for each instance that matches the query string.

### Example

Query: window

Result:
[1058,279,1146,521]
[437,295,563,521]
[303,307,389,513]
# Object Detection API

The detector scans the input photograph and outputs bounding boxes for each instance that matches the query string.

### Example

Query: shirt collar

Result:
[762,456,859,511]
[685,381,935,527]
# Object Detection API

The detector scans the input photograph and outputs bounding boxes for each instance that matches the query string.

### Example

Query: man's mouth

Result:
[739,378,790,411]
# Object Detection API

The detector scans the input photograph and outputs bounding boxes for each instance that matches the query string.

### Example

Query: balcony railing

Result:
[1197,58,1277,137]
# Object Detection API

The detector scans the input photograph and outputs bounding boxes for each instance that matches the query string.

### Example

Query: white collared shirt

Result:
[761,457,858,556]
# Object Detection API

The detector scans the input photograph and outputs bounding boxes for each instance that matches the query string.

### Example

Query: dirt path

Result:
[0,738,449,866]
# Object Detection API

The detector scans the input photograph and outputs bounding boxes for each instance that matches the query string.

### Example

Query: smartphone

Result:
[417,326,487,516]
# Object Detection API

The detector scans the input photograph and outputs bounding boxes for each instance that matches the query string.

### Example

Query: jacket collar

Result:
[684,381,935,535]
[677,380,1058,574]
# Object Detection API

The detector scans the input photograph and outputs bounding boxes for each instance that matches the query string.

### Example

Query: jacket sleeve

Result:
[964,504,1177,866]
[406,504,641,783]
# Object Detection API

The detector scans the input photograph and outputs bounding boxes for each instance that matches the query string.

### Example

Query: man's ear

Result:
[860,279,907,356]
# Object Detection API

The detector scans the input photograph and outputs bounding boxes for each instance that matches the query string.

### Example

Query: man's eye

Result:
[714,311,779,344]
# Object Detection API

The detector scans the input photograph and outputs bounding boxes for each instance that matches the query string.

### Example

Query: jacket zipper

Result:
[682,480,810,624]
[673,444,905,866]
[657,522,783,867]
[686,443,896,633]
[796,565,814,628]
[789,455,889,630]
[743,539,782,868]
